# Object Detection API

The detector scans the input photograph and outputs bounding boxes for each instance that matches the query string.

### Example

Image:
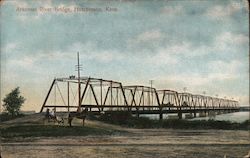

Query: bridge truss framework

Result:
[40,77,239,119]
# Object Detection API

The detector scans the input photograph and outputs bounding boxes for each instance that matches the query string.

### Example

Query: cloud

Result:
[184,60,242,83]
[208,60,243,75]
[206,1,245,19]
[9,56,35,68]
[144,42,189,65]
[137,30,163,42]
[161,6,183,15]
[68,42,125,63]
[143,41,211,66]
[145,50,178,65]
[215,32,249,50]
[154,72,241,101]
[161,73,234,87]
[2,43,18,53]
[155,59,243,93]
[127,30,163,48]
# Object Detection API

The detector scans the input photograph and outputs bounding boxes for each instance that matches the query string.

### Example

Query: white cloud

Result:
[215,32,249,50]
[127,30,163,48]
[161,6,183,15]
[144,41,212,66]
[154,72,239,99]
[68,42,125,63]
[188,60,241,83]
[145,50,178,65]
[208,60,243,75]
[154,59,243,93]
[16,57,34,67]
[144,42,189,65]
[2,43,18,53]
[206,1,245,19]
[137,30,163,42]
[4,42,126,73]
[162,73,233,87]
[8,56,36,70]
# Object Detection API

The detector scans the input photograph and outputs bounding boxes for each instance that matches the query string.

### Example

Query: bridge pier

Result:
[193,111,196,118]
[199,112,206,117]
[135,107,140,118]
[177,107,182,119]
[136,112,140,118]
[178,112,182,119]
[159,107,163,120]
[193,107,196,118]
[159,113,163,120]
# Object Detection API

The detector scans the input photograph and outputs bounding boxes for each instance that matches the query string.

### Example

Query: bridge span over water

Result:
[40,77,239,119]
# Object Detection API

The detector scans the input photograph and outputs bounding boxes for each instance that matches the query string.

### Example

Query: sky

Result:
[0,0,249,112]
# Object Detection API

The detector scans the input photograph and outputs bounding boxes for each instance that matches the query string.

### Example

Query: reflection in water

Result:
[190,111,249,123]
[139,112,249,123]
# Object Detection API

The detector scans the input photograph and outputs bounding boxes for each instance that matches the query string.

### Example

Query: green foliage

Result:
[98,111,156,128]
[98,111,133,124]
[95,111,249,130]
[2,87,25,116]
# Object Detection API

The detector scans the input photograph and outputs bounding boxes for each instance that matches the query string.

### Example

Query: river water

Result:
[190,111,249,123]
[139,111,249,123]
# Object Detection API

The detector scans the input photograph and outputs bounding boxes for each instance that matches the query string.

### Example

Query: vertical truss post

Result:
[116,88,119,106]
[67,81,70,112]
[110,82,113,106]
[100,80,103,111]
[142,87,144,110]
[176,93,182,119]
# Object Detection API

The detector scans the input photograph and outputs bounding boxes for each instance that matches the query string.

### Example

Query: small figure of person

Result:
[68,113,73,127]
[49,107,57,122]
[45,108,50,121]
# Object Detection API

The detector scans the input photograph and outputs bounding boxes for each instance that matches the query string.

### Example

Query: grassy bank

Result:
[1,112,248,139]
[0,125,123,139]
[94,111,250,130]
[0,113,25,122]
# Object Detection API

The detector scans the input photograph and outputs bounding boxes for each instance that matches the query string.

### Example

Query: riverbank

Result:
[0,112,249,140]
[1,113,249,157]
[94,111,250,130]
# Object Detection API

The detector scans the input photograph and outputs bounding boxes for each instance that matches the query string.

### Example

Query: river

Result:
[139,111,249,123]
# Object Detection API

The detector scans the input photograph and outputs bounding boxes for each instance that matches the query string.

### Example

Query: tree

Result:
[2,87,25,116]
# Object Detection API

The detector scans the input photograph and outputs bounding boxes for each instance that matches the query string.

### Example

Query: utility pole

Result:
[149,80,154,105]
[183,87,187,93]
[76,52,82,112]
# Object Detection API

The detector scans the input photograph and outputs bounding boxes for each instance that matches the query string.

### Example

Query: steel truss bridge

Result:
[40,77,239,119]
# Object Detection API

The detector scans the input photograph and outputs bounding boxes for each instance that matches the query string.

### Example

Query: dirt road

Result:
[2,129,250,158]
